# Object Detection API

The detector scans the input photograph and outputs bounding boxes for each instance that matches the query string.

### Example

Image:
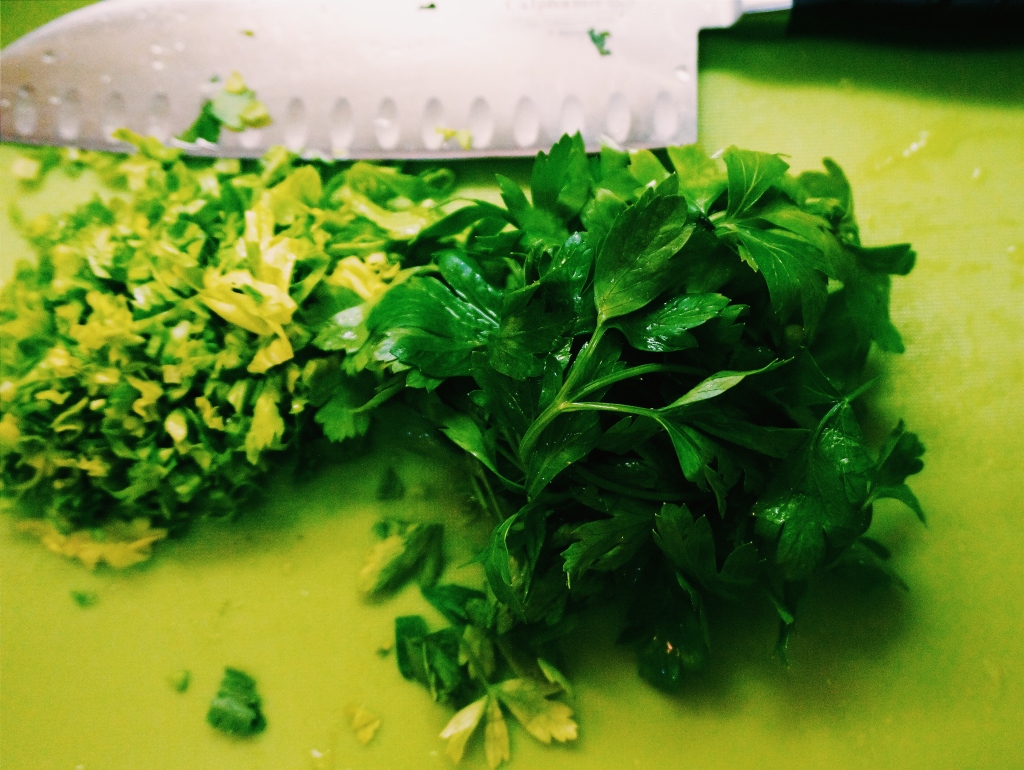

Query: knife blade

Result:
[0,0,790,159]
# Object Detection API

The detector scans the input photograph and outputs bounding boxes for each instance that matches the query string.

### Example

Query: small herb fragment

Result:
[177,71,271,144]
[168,669,191,693]
[437,127,474,150]
[358,519,444,597]
[207,667,266,737]
[343,703,381,744]
[588,28,612,56]
[70,589,98,607]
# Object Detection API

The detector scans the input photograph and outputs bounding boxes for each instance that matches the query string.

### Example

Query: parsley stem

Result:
[461,644,496,694]
[570,363,705,403]
[517,325,608,463]
[353,378,405,413]
[559,401,660,420]
[567,466,693,502]
[473,463,507,523]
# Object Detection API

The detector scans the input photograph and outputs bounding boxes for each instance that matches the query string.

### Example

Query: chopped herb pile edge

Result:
[1,136,453,545]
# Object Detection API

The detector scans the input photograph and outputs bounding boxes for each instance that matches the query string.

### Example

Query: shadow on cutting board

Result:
[699,12,1024,109]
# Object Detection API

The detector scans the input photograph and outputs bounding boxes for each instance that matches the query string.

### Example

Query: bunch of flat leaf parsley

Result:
[315,134,925,699]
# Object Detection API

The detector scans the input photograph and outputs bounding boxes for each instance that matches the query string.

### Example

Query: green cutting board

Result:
[2,4,1023,769]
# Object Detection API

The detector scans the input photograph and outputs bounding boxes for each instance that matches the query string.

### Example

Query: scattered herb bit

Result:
[588,28,611,56]
[420,2,437,8]
[168,669,191,693]
[343,703,381,744]
[240,29,255,37]
[70,589,98,607]
[176,71,272,144]
[358,520,444,597]
[207,667,266,737]
[19,518,166,569]
[437,127,473,150]
[10,155,43,181]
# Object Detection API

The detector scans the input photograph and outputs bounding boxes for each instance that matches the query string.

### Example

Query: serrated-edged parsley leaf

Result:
[314,376,375,442]
[489,284,574,380]
[593,184,694,323]
[367,276,498,379]
[421,583,489,627]
[530,133,592,222]
[753,401,877,581]
[394,615,465,704]
[666,144,727,215]
[493,677,577,744]
[562,503,655,587]
[722,146,790,218]
[496,175,566,249]
[440,695,488,764]
[653,503,760,599]
[609,292,730,353]
[731,224,830,329]
[525,408,602,498]
[870,420,926,522]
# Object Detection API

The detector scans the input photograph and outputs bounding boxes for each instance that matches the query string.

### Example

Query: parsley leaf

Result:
[588,28,612,56]
[358,520,444,598]
[207,668,267,737]
[753,401,877,581]
[722,146,790,218]
[593,184,694,323]
[177,72,271,144]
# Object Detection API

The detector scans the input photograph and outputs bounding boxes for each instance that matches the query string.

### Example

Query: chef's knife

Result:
[1,0,1020,160]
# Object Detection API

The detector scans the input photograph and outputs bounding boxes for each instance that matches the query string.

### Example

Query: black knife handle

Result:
[789,0,1024,44]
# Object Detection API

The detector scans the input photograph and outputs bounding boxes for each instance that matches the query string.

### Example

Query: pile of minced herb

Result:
[0,134,924,765]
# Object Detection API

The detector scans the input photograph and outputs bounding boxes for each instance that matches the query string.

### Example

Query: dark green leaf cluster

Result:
[321,135,925,686]
[395,580,570,712]
[206,667,266,737]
